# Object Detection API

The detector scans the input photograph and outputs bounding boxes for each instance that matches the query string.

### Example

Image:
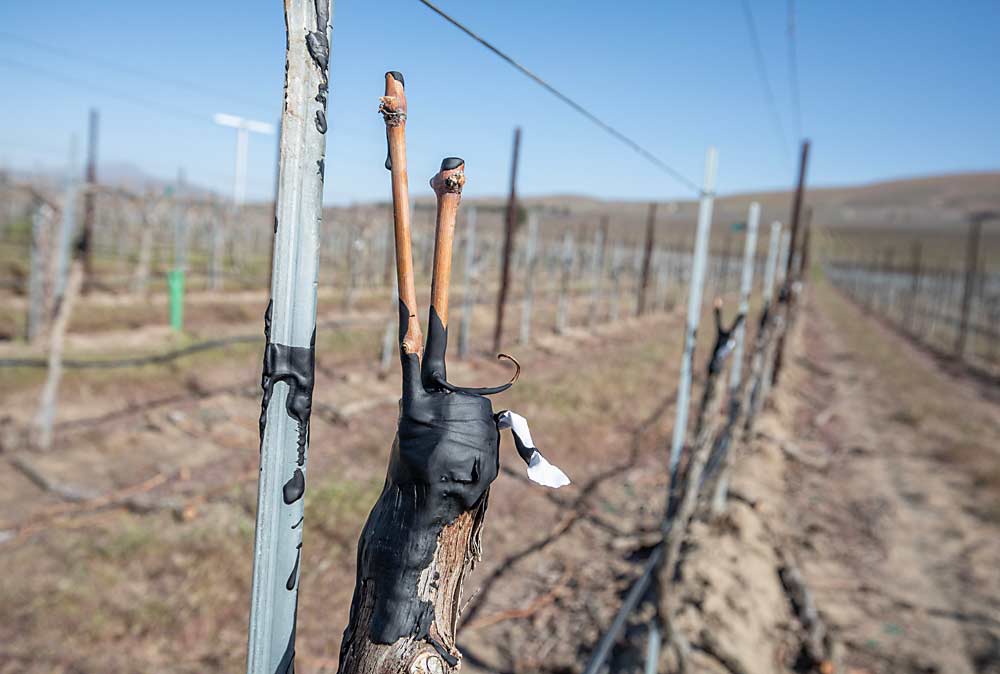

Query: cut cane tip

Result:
[713,297,724,310]
[381,73,406,115]
[430,159,466,195]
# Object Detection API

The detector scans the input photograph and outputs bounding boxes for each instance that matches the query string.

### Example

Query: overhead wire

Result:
[0,57,212,125]
[740,0,792,164]
[786,0,804,142]
[0,31,275,118]
[414,0,704,195]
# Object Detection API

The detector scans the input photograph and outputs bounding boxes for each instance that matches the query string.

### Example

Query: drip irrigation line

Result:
[0,335,259,370]
[740,0,792,162]
[581,538,667,674]
[0,316,368,370]
[414,0,703,195]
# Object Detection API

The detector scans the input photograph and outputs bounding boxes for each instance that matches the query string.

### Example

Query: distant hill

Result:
[433,171,1000,238]
[6,169,997,246]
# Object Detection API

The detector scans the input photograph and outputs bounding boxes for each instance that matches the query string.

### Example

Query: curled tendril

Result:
[431,353,521,396]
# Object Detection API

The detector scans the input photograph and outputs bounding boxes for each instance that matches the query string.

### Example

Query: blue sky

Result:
[1,0,998,204]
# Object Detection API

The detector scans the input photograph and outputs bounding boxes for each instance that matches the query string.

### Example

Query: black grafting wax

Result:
[259,300,316,504]
[307,0,330,109]
[339,299,501,653]
[273,603,297,674]
[286,543,302,591]
[708,306,745,374]
[423,307,515,397]
[420,306,448,392]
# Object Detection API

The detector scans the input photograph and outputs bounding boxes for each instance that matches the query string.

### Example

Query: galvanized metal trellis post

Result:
[667,146,718,476]
[555,229,575,333]
[609,243,624,323]
[587,218,607,328]
[519,209,539,344]
[777,231,791,292]
[741,219,783,441]
[759,229,791,400]
[245,2,332,673]
[728,203,760,392]
[211,201,224,291]
[27,203,51,342]
[457,206,477,358]
[654,252,669,312]
[710,202,759,513]
[54,138,78,305]
[379,282,399,376]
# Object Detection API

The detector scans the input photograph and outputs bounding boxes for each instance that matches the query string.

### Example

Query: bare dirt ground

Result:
[665,284,1000,674]
[783,287,1000,673]
[0,280,998,674]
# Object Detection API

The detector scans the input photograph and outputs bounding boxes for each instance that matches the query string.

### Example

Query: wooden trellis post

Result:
[956,213,985,358]
[493,127,522,353]
[908,240,922,335]
[637,202,658,315]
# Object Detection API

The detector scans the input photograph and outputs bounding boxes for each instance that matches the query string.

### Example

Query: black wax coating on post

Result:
[338,299,501,654]
[259,301,316,504]
[273,603,297,674]
[440,156,463,170]
[758,301,771,331]
[286,543,302,590]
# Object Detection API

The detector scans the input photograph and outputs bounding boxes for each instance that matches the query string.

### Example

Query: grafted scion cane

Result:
[337,73,568,674]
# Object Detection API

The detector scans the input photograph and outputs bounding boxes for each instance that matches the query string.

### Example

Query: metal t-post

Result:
[710,202,759,513]
[54,138,79,305]
[555,229,575,333]
[519,210,539,344]
[457,206,478,359]
[245,1,332,673]
[587,218,607,327]
[729,203,760,392]
[27,204,51,342]
[667,147,718,477]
